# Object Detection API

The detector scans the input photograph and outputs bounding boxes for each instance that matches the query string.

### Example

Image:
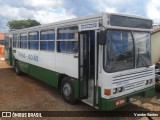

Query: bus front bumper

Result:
[99,86,155,111]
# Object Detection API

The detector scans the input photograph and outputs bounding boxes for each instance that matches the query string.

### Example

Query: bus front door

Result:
[78,32,89,99]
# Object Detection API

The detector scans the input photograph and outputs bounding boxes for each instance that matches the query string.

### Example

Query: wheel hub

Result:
[63,83,71,97]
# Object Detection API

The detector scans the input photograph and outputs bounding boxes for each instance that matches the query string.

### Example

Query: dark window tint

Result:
[4,36,9,47]
[104,30,135,72]
[40,30,55,51]
[20,33,27,49]
[29,33,39,40]
[29,41,39,50]
[29,32,39,50]
[13,34,18,48]
[57,26,78,54]
[110,15,152,29]
[40,41,48,50]
[58,26,78,39]
[57,41,78,54]
[48,41,55,51]
[134,32,151,67]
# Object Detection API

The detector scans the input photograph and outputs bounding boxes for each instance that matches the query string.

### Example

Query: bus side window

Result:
[20,33,27,49]
[13,34,18,48]
[57,26,78,54]
[29,32,39,50]
[40,30,55,52]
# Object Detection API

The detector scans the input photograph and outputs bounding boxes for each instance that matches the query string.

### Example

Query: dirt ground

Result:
[0,57,160,120]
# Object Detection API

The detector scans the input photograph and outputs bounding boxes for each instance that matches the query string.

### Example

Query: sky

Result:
[0,0,160,32]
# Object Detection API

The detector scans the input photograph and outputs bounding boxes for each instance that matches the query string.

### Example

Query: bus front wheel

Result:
[61,77,76,104]
[14,61,21,75]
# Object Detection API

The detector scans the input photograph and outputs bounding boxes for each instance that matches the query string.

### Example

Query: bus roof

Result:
[9,12,152,34]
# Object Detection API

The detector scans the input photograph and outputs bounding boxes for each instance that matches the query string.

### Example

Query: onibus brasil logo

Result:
[1,112,42,118]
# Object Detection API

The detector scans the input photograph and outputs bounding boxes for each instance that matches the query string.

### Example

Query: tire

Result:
[14,61,21,75]
[61,77,76,104]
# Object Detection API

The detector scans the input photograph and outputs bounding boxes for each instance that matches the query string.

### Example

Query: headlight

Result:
[145,80,149,85]
[149,79,152,84]
[118,87,123,92]
[145,79,153,85]
[113,88,117,94]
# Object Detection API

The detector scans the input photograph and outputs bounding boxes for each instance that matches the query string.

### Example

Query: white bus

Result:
[5,12,155,111]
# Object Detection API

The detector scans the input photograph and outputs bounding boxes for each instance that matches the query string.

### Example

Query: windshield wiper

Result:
[136,48,149,67]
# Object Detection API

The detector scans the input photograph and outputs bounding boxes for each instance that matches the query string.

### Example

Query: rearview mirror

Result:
[99,31,106,45]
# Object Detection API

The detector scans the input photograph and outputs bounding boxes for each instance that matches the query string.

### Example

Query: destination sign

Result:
[79,22,99,31]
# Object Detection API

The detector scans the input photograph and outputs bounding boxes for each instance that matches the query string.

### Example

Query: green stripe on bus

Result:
[19,61,28,73]
[18,61,58,88]
[28,64,59,88]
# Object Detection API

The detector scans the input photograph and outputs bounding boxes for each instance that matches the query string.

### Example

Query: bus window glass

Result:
[13,34,18,48]
[104,30,135,72]
[110,15,152,29]
[134,32,151,67]
[5,35,9,47]
[40,30,55,51]
[20,33,27,49]
[48,41,55,51]
[29,32,39,50]
[57,26,78,54]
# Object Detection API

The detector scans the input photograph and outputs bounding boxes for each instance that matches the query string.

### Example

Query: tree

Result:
[7,19,41,30]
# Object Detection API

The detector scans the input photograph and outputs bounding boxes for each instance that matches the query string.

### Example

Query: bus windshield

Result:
[134,32,151,68]
[104,30,151,72]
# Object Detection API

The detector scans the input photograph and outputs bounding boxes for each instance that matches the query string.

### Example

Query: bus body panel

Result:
[100,66,155,100]
[13,48,78,78]
[55,53,78,78]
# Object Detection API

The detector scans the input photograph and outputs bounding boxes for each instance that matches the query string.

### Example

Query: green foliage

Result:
[7,19,41,30]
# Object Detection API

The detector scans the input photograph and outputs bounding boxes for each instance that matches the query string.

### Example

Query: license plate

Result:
[115,98,125,106]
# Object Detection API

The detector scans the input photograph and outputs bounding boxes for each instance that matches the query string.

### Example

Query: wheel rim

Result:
[63,83,71,97]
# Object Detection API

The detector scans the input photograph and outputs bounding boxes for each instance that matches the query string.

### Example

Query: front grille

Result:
[113,69,153,83]
[124,81,144,91]
[113,69,153,91]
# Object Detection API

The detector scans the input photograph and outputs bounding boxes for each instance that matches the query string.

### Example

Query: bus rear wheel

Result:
[61,77,76,104]
[14,61,21,75]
